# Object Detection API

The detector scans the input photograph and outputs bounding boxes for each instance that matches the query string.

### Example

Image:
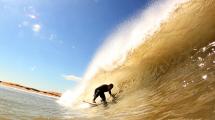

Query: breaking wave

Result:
[59,0,215,119]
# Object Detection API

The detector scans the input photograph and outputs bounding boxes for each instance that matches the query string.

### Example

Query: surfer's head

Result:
[108,83,114,90]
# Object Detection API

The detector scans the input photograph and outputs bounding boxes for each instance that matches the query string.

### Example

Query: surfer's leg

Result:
[99,93,106,103]
[93,90,100,102]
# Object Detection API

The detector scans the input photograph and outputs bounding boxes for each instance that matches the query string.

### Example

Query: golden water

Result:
[79,1,215,119]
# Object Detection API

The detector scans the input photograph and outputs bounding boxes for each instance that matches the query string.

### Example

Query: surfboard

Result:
[82,94,118,107]
[82,100,102,106]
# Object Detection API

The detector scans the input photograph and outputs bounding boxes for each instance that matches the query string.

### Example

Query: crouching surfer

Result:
[92,83,115,104]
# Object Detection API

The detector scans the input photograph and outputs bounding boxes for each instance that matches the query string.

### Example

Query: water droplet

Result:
[202,47,206,52]
[198,63,204,67]
[32,24,41,32]
[28,14,37,19]
[202,75,207,80]
[198,57,203,61]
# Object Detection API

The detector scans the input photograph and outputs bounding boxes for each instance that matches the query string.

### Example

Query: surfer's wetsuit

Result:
[93,84,113,103]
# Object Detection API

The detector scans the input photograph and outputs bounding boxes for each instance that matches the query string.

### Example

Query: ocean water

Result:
[0,86,84,120]
[0,86,119,120]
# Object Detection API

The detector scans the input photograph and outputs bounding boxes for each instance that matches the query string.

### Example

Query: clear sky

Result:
[0,0,149,92]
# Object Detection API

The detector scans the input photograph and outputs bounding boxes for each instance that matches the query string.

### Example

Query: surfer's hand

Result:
[111,94,116,98]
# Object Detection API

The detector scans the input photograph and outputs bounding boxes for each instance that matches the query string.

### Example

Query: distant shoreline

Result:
[0,81,61,98]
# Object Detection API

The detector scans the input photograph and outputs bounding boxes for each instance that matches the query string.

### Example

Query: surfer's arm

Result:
[108,90,111,95]
[109,90,114,97]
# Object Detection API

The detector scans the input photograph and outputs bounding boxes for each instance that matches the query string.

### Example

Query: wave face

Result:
[61,0,215,119]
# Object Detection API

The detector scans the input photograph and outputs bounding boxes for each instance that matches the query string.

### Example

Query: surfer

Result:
[93,83,114,103]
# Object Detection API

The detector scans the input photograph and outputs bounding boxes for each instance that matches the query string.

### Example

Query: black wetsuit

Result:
[93,84,112,102]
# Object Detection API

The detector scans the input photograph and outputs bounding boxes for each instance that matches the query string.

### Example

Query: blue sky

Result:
[0,0,149,92]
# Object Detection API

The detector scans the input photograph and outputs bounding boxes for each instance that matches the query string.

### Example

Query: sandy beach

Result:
[0,81,61,98]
